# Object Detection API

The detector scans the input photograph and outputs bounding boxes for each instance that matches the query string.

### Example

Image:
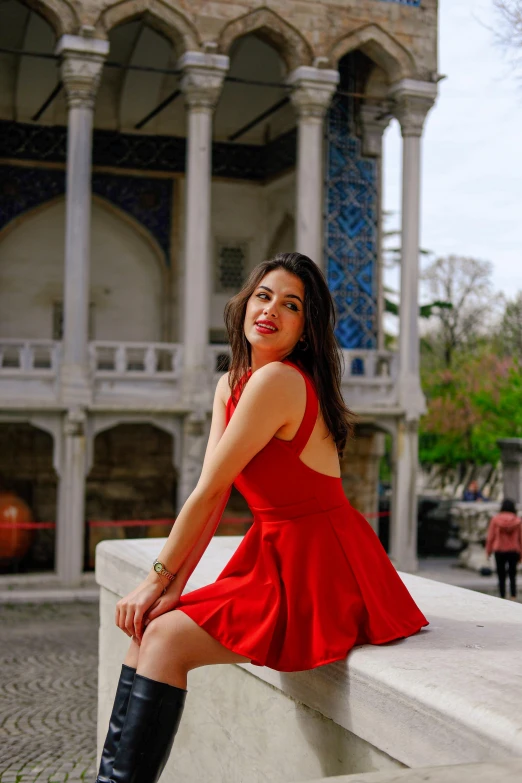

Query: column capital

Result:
[287,66,339,120]
[178,51,229,110]
[360,102,392,157]
[56,34,109,110]
[389,79,437,137]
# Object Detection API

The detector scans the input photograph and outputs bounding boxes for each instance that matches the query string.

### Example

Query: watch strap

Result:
[153,559,177,584]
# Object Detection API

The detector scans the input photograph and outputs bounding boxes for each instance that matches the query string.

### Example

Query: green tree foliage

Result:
[420,352,522,467]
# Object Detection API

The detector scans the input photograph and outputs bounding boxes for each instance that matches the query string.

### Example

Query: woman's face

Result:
[244,268,306,362]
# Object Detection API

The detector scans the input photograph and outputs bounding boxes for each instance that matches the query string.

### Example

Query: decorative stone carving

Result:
[95,0,199,53]
[389,78,437,137]
[328,24,417,83]
[287,66,339,120]
[360,102,392,157]
[178,51,229,111]
[64,405,87,438]
[56,35,109,110]
[218,7,313,72]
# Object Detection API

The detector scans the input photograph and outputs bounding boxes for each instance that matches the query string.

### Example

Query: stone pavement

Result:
[0,602,99,782]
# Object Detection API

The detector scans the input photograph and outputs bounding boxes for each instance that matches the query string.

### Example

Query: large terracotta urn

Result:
[0,491,35,564]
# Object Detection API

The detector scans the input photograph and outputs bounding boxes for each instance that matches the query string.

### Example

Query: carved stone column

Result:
[390,79,437,419]
[287,66,339,269]
[55,406,88,586]
[178,51,228,406]
[388,79,437,572]
[498,439,522,504]
[56,35,108,406]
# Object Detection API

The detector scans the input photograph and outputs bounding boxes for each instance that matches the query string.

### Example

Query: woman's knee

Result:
[142,611,186,648]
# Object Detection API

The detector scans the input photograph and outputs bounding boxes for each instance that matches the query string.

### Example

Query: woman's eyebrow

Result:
[257,285,303,304]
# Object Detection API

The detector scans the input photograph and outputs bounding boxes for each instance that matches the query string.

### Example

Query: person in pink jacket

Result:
[485,499,522,600]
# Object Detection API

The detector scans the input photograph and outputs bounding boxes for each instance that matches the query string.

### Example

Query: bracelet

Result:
[152,559,177,594]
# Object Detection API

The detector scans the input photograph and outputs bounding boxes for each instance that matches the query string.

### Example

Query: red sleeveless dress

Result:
[177,359,428,672]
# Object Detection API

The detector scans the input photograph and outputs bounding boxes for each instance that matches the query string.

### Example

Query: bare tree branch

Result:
[493,0,522,50]
[421,255,501,367]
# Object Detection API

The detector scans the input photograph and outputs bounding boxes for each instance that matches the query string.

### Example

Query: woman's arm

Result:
[144,486,232,626]
[115,361,302,639]
[151,361,300,575]
[167,371,233,592]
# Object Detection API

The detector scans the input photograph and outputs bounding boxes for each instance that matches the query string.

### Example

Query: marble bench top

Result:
[305,758,522,783]
[96,536,522,769]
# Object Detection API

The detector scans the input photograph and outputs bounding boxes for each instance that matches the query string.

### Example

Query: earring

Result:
[298,336,309,351]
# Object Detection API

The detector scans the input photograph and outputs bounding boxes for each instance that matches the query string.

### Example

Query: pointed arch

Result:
[329,23,417,82]
[218,7,312,72]
[20,0,79,36]
[95,0,200,53]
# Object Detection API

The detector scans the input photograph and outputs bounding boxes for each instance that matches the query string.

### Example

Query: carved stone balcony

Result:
[340,349,399,410]
[0,340,399,413]
[208,345,399,411]
[0,339,61,405]
[88,341,184,408]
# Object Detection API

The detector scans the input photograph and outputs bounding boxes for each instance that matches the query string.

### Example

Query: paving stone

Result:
[0,602,99,783]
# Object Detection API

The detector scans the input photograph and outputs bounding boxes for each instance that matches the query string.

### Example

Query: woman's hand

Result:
[143,581,185,629]
[115,574,165,642]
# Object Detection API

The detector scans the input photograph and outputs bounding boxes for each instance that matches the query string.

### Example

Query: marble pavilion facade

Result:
[0,0,439,584]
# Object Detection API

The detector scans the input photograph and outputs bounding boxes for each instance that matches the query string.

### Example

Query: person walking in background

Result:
[486,499,522,600]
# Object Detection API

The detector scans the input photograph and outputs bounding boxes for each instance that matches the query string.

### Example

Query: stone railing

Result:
[341,349,398,408]
[96,536,522,783]
[0,339,61,375]
[89,341,183,378]
[208,346,399,408]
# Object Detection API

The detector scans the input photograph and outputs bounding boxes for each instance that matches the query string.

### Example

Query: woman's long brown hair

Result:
[223,252,356,457]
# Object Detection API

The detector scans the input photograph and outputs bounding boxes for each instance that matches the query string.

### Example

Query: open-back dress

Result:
[177,358,428,672]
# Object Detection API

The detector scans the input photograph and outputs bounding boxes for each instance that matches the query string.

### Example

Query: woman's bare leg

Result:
[135,609,251,689]
[123,636,140,669]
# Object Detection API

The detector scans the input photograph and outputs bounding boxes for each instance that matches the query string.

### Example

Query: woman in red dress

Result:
[95,252,428,783]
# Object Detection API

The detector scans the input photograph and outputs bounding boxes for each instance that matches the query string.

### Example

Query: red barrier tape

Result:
[0,511,390,530]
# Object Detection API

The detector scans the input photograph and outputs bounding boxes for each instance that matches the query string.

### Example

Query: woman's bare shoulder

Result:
[215,371,231,406]
[248,362,305,406]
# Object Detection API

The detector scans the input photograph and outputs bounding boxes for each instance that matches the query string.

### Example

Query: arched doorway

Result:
[0,423,57,573]
[85,423,177,569]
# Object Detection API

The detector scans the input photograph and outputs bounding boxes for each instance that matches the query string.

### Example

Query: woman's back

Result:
[225,358,346,513]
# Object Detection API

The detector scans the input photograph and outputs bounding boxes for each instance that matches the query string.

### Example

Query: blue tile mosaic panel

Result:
[379,0,420,5]
[325,79,378,349]
[0,120,296,181]
[0,164,172,263]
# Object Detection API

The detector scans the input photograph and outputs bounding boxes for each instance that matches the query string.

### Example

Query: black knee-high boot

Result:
[109,672,187,783]
[96,664,137,783]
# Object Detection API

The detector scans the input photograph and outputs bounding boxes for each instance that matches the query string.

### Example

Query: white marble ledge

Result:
[304,758,522,783]
[96,537,522,769]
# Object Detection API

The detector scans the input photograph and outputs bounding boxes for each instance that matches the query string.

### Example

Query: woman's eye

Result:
[256,293,299,312]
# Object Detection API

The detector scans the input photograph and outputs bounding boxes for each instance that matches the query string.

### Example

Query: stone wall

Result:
[35,0,438,79]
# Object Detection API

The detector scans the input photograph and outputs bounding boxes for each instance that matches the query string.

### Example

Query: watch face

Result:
[154,562,162,573]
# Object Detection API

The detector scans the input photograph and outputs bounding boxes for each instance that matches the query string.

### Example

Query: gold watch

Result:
[152,559,177,593]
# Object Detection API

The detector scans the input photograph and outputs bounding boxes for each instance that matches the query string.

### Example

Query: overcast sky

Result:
[383,0,522,301]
